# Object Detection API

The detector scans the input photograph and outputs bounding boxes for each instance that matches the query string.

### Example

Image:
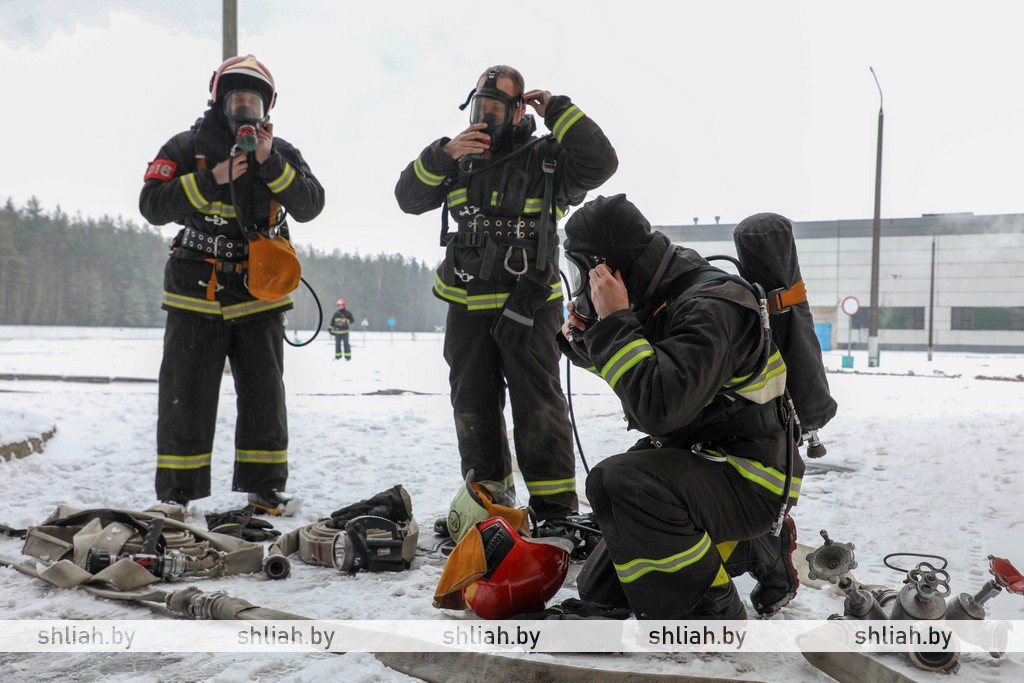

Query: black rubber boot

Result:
[748,515,799,615]
[247,490,294,516]
[689,579,747,620]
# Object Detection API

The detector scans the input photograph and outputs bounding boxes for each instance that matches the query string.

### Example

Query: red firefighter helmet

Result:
[337,298,346,308]
[461,516,571,619]
[209,54,277,111]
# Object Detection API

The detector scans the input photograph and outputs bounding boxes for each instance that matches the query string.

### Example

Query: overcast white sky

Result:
[4,1,1024,264]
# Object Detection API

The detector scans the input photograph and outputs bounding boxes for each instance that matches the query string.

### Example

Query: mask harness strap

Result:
[534,137,558,272]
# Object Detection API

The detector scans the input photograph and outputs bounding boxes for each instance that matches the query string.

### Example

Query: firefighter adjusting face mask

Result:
[565,251,606,324]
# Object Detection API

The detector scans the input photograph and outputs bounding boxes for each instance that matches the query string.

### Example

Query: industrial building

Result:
[653,213,1024,353]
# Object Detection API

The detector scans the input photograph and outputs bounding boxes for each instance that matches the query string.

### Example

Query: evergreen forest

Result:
[0,198,447,332]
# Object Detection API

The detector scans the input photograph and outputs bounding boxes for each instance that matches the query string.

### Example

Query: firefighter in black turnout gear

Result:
[140,55,325,513]
[395,65,617,522]
[329,298,355,360]
[561,195,804,620]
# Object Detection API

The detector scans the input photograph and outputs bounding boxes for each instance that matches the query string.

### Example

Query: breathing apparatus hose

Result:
[559,269,591,475]
[285,278,323,348]
[226,144,323,348]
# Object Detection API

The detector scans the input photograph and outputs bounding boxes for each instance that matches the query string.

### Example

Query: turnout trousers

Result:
[443,304,578,521]
[156,309,289,502]
[333,330,351,360]
[586,448,778,619]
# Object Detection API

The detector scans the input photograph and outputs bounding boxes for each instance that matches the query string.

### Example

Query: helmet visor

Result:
[223,89,266,122]
[468,94,513,130]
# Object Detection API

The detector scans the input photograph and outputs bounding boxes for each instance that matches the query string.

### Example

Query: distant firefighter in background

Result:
[329,298,355,360]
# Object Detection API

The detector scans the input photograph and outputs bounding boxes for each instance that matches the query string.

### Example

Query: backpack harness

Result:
[648,261,804,534]
[438,135,560,282]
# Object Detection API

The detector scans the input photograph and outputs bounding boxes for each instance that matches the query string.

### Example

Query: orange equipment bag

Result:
[246,232,302,302]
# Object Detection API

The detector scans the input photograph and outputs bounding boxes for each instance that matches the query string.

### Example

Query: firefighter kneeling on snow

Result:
[561,194,804,620]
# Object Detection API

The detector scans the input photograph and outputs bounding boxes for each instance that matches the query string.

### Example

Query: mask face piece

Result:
[223,89,265,152]
[224,89,266,123]
[565,251,606,324]
[458,67,522,162]
[469,94,512,139]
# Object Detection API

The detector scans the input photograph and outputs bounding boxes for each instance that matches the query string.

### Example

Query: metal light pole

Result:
[223,0,238,61]
[868,67,884,367]
[927,236,936,361]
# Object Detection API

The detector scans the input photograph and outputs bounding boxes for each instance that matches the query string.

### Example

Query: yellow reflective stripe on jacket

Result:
[163,291,291,319]
[235,448,288,465]
[431,277,509,311]
[433,274,467,305]
[467,292,509,312]
[614,532,712,584]
[601,339,655,389]
[266,162,296,194]
[726,455,802,500]
[157,452,212,470]
[180,173,211,211]
[163,292,223,315]
[521,200,566,220]
[525,477,576,497]
[221,296,292,321]
[447,188,468,208]
[552,105,585,143]
[433,274,561,308]
[181,173,240,217]
[414,156,447,187]
[724,349,787,405]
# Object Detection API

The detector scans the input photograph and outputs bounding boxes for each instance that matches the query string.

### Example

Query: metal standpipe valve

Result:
[890,561,959,674]
[805,529,858,584]
[943,554,1024,659]
[838,576,888,620]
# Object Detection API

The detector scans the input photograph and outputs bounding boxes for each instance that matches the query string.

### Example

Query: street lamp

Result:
[868,66,884,367]
[223,0,237,60]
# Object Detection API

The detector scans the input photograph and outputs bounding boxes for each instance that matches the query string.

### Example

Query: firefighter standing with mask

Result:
[395,65,618,527]
[140,55,325,515]
[329,298,355,360]
[561,194,803,620]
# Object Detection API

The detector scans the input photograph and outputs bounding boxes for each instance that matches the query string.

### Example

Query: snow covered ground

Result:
[1,325,1022,682]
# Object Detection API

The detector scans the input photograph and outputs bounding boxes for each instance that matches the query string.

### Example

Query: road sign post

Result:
[840,296,860,369]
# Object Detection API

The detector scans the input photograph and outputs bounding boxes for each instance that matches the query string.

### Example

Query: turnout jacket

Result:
[563,242,804,506]
[329,308,354,334]
[140,109,325,323]
[395,96,617,313]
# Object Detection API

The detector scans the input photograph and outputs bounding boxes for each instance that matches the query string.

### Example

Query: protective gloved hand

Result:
[490,270,553,349]
[327,484,412,528]
[206,509,281,542]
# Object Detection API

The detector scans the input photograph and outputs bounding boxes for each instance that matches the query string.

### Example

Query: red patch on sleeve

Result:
[144,159,178,182]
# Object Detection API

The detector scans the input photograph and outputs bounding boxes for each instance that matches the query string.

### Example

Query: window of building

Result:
[951,307,1024,331]
[850,307,925,330]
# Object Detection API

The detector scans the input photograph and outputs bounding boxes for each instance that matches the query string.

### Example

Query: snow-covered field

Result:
[1,325,1022,682]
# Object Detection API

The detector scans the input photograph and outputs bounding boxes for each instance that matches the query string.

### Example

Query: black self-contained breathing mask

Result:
[564,251,606,327]
[223,89,266,154]
[457,67,523,167]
